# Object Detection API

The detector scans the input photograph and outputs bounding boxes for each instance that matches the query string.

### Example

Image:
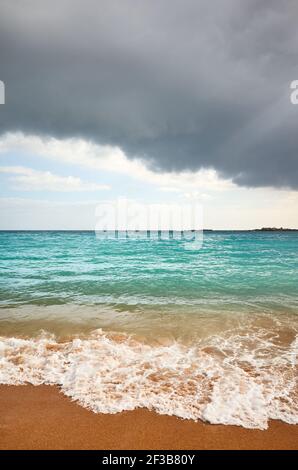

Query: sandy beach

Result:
[0,385,297,450]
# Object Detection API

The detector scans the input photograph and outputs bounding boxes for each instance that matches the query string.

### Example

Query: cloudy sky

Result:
[0,0,297,229]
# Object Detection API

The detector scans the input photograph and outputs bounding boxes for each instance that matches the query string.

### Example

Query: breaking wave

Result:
[0,326,297,430]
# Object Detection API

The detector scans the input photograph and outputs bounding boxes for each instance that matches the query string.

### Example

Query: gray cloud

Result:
[0,0,298,188]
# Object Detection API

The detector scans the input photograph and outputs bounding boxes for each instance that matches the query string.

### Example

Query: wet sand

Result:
[0,385,297,450]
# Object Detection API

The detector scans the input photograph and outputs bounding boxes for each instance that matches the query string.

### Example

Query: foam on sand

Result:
[0,327,297,429]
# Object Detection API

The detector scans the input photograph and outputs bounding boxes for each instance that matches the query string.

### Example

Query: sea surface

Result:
[0,230,297,429]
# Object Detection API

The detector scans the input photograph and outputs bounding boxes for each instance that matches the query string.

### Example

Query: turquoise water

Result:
[1,230,298,309]
[0,231,297,428]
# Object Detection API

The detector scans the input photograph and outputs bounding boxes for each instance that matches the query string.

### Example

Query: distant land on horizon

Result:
[206,227,298,232]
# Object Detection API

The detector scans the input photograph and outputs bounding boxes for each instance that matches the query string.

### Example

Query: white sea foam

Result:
[0,328,297,429]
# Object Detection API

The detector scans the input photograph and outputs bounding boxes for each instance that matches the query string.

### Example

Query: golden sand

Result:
[0,385,297,450]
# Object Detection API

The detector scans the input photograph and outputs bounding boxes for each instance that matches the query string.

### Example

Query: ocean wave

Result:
[0,327,297,429]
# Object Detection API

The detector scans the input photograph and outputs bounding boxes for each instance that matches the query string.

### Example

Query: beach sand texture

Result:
[0,385,297,450]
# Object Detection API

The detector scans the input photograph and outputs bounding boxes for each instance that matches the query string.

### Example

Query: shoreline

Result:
[0,385,297,450]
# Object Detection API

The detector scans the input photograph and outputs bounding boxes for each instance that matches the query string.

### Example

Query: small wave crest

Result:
[0,327,297,429]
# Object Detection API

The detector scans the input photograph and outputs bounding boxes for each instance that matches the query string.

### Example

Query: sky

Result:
[0,0,297,230]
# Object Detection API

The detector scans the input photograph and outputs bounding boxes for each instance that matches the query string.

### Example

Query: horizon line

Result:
[0,228,298,232]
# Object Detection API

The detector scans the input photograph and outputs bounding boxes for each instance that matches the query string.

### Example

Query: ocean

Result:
[0,230,297,429]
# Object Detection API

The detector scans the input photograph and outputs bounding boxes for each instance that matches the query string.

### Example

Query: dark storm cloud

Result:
[0,0,298,188]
